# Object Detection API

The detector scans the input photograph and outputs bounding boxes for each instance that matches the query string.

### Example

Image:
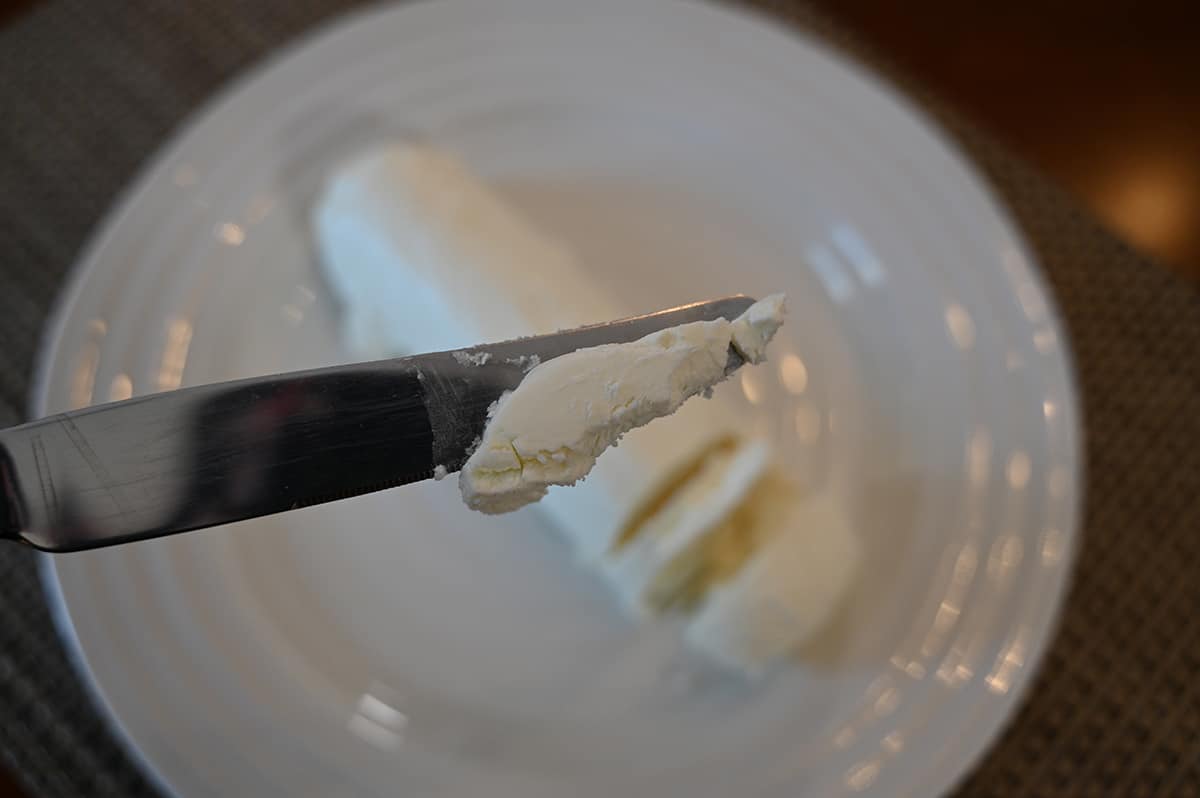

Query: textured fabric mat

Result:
[2,1,1198,795]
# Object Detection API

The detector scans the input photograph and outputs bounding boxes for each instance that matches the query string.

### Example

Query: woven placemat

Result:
[2,1,1198,796]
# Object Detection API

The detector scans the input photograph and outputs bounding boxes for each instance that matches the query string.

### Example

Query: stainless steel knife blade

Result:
[1,295,754,552]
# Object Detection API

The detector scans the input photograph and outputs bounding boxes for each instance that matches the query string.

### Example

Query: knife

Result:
[1,296,755,552]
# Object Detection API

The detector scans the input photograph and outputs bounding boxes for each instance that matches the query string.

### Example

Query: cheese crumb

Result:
[452,350,491,367]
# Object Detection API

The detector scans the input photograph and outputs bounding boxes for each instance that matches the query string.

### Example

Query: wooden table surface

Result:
[1,0,1197,796]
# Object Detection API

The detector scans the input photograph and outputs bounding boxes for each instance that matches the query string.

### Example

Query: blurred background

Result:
[0,0,1196,795]
[810,0,1200,283]
[2,0,1197,284]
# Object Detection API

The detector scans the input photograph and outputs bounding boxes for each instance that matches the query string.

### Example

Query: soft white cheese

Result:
[313,141,856,676]
[312,141,747,555]
[686,492,860,673]
[313,144,603,357]
[459,299,785,514]
[731,293,787,364]
[606,438,772,613]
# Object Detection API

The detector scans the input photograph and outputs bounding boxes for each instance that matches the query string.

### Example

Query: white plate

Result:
[33,1,1081,796]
